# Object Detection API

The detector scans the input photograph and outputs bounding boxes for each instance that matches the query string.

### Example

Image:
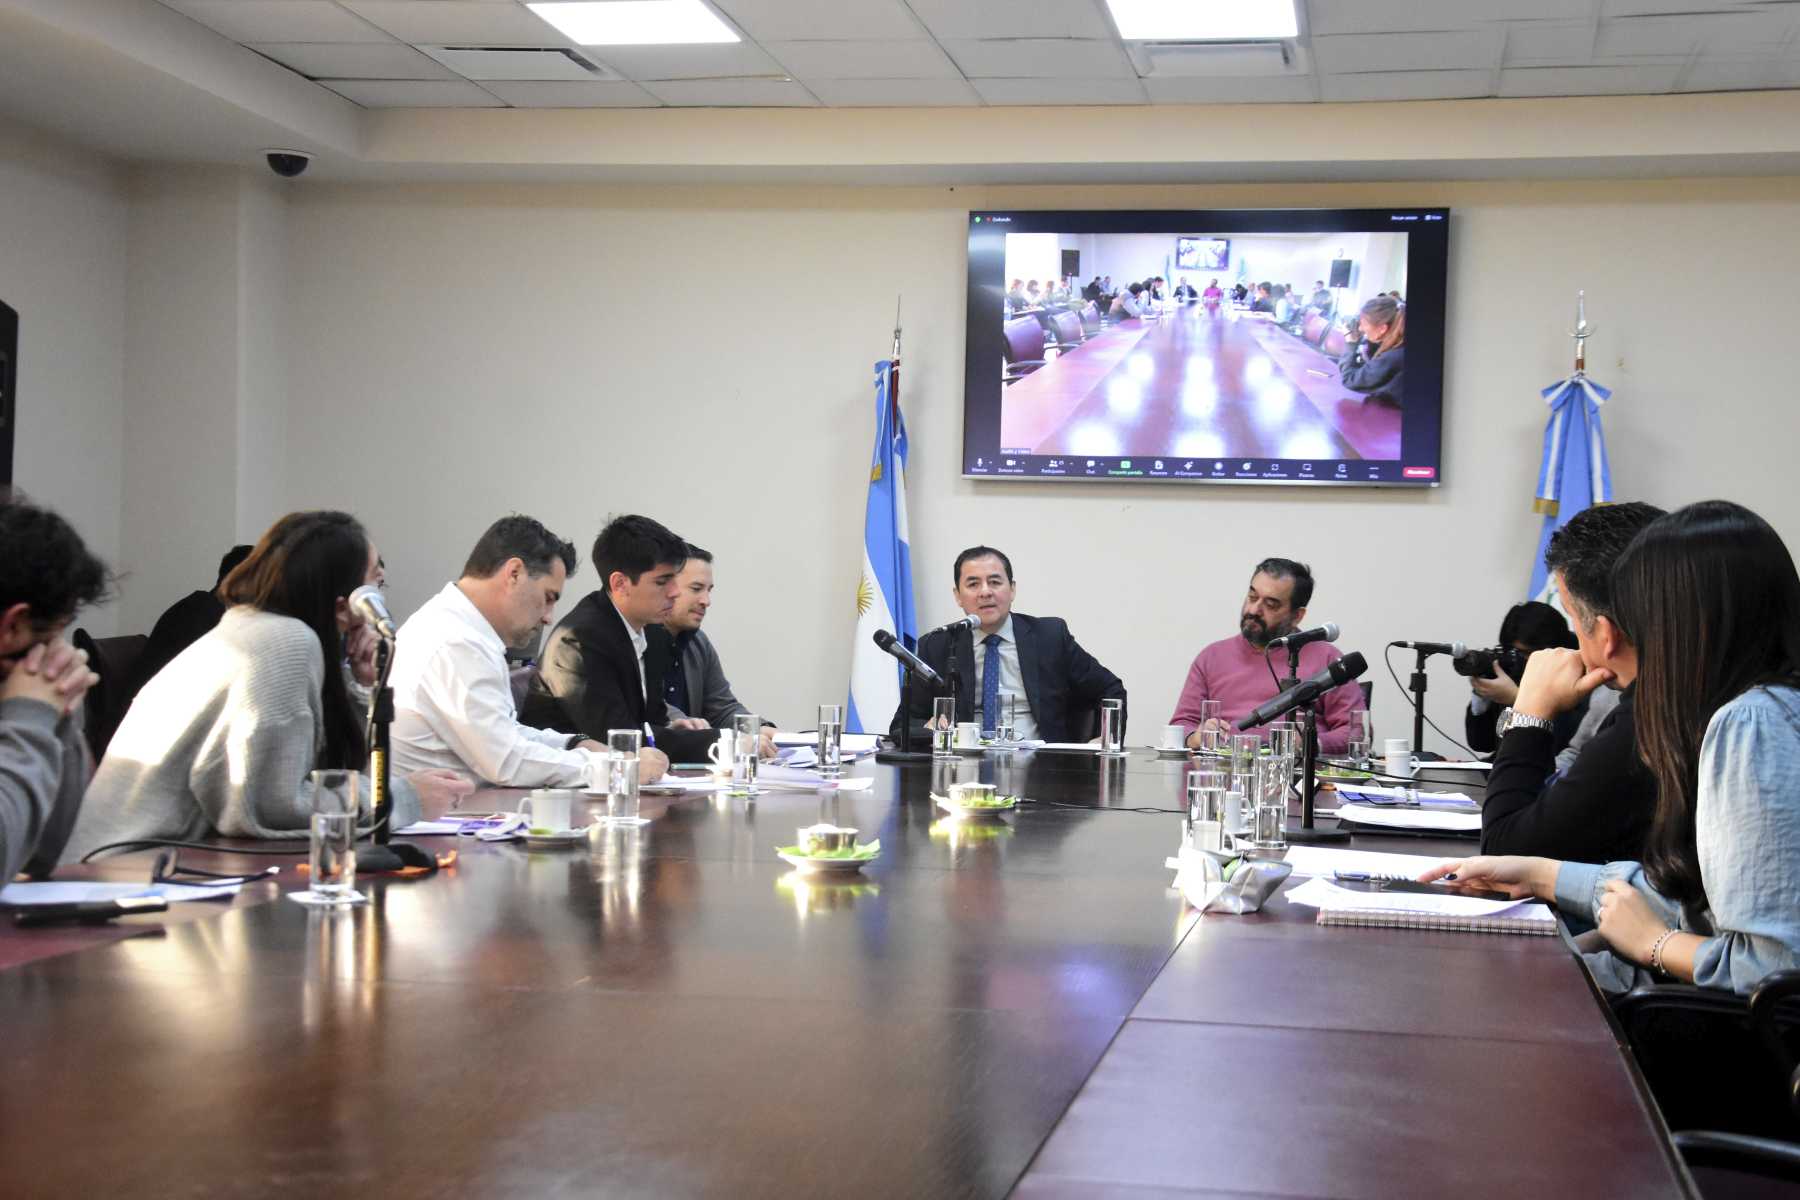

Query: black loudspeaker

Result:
[0,300,15,487]
[1061,249,1080,278]
[1329,259,1354,289]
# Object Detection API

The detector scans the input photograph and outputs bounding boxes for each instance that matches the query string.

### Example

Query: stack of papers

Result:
[1333,783,1476,809]
[1282,846,1461,878]
[0,880,243,905]
[772,732,880,756]
[1334,803,1481,834]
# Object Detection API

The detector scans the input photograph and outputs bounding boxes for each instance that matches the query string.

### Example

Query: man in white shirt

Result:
[391,515,650,790]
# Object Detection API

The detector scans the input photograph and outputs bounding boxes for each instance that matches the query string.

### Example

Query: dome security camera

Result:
[263,150,312,179]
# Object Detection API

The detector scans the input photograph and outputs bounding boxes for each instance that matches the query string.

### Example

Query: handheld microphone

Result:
[926,614,980,636]
[348,585,397,641]
[1268,622,1340,650]
[1393,639,1467,658]
[873,629,943,687]
[1236,652,1367,730]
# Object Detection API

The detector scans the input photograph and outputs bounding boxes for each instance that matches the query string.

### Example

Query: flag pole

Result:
[1571,290,1592,378]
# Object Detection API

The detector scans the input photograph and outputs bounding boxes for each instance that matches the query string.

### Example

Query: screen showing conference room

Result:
[963,209,1448,487]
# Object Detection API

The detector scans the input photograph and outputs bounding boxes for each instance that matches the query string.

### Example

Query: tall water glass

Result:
[932,697,957,760]
[1198,724,1226,757]
[1347,708,1373,767]
[1098,698,1126,756]
[608,753,643,824]
[607,728,641,789]
[731,712,763,794]
[1251,756,1290,851]
[302,769,359,905]
[1198,700,1223,752]
[1269,722,1300,797]
[1186,779,1225,852]
[1227,734,1260,840]
[997,693,1018,743]
[816,704,844,778]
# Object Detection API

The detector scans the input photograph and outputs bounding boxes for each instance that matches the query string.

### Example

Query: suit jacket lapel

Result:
[956,629,978,723]
[1015,614,1042,724]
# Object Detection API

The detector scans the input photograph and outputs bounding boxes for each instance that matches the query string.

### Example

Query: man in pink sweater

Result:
[1169,558,1360,754]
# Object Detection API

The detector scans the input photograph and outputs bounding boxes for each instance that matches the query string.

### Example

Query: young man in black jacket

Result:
[1479,502,1664,861]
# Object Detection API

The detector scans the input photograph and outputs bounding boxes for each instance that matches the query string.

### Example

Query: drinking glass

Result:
[1198,699,1222,745]
[1347,708,1373,767]
[932,697,957,760]
[1198,724,1226,757]
[816,704,843,778]
[607,754,644,825]
[1098,698,1125,756]
[1250,755,1290,851]
[1186,779,1225,852]
[731,712,763,795]
[298,770,361,906]
[607,728,641,781]
[997,693,1018,743]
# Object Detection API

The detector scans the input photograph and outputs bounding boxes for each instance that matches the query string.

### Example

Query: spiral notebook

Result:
[1286,876,1559,936]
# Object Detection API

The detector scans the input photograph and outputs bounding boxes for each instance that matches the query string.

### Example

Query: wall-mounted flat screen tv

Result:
[966,208,1449,487]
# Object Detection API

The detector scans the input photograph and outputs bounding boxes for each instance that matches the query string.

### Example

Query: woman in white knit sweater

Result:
[65,511,470,861]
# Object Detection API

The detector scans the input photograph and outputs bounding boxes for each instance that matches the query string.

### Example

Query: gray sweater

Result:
[63,608,417,862]
[0,697,90,879]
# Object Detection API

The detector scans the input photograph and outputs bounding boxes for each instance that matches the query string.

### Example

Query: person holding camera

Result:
[1477,502,1664,864]
[1337,295,1405,406]
[1463,601,1588,755]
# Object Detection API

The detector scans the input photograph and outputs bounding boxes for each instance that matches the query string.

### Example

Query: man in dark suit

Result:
[889,545,1125,745]
[521,514,716,765]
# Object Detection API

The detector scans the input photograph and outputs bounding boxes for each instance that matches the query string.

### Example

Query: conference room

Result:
[3,0,1800,1196]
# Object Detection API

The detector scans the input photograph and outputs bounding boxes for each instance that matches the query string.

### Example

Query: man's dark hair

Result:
[1252,557,1314,610]
[461,515,578,580]
[684,544,713,564]
[953,546,1014,585]
[593,514,688,588]
[216,544,254,586]
[0,495,112,628]
[1542,501,1665,623]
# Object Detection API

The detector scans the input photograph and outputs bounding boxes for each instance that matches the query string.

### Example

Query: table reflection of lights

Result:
[302,903,379,1030]
[777,873,880,919]
[1105,378,1142,416]
[591,824,646,927]
[929,818,1015,854]
[1067,422,1122,457]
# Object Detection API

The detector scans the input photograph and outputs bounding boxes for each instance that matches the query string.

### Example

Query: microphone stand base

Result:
[875,749,936,764]
[1283,824,1351,844]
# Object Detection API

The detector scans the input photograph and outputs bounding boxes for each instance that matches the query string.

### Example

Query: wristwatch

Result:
[1498,707,1554,736]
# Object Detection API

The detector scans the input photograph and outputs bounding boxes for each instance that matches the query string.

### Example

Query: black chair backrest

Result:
[71,629,148,760]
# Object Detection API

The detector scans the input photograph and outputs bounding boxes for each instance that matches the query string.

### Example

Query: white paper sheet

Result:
[1333,783,1476,808]
[0,880,243,905]
[1285,876,1541,918]
[1282,846,1462,879]
[1334,803,1481,833]
[772,732,880,754]
[1419,760,1493,772]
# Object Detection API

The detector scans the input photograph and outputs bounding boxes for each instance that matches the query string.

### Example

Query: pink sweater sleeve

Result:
[1169,652,1210,733]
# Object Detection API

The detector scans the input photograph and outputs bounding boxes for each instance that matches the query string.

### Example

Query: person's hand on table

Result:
[667,717,709,731]
[1513,648,1611,721]
[1470,663,1519,707]
[758,732,778,759]
[1596,880,1671,965]
[639,747,669,783]
[1416,854,1559,901]
[1184,717,1229,750]
[2,642,99,718]
[407,769,476,810]
[345,623,381,687]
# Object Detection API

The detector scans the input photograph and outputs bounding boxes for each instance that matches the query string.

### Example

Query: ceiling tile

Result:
[1312,31,1500,74]
[1308,0,1571,37]
[588,42,786,80]
[1142,75,1315,103]
[1594,16,1706,58]
[638,78,820,105]
[905,0,1114,41]
[1320,68,1493,102]
[805,78,982,106]
[1601,0,1765,14]
[763,39,960,80]
[419,46,614,80]
[479,79,661,106]
[340,1,574,47]
[1675,56,1786,92]
[943,39,1136,79]
[162,1,394,43]
[1498,63,1685,96]
[711,0,922,41]
[320,78,505,106]
[1503,21,1597,64]
[970,77,1149,105]
[249,42,456,79]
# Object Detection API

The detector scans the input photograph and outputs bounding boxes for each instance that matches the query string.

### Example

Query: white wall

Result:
[0,117,127,632]
[268,176,1800,747]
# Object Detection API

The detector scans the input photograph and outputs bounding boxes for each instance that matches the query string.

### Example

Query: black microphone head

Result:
[1332,651,1368,682]
[873,629,897,650]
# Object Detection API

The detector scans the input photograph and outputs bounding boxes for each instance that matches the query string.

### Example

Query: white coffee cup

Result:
[518,788,575,832]
[1383,737,1416,779]
[1159,724,1187,751]
[955,721,982,748]
[706,729,734,775]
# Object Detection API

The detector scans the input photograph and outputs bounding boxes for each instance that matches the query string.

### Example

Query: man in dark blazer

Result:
[889,545,1125,745]
[521,514,716,765]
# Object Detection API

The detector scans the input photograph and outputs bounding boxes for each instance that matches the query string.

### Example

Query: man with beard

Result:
[1168,558,1359,753]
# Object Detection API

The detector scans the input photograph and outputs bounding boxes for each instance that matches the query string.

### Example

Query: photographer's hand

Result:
[1470,664,1518,707]
[1513,648,1611,720]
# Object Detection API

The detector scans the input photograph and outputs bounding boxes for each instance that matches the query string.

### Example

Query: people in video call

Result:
[1202,278,1223,306]
[1170,558,1359,754]
[1109,282,1145,320]
[1232,281,1248,303]
[890,546,1125,745]
[1338,294,1405,405]
[1249,283,1276,314]
[1309,280,1333,314]
[1174,277,1198,301]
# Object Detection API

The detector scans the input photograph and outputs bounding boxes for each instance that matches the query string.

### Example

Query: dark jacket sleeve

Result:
[1479,700,1656,861]
[1465,701,1499,755]
[887,630,949,745]
[1047,622,1127,741]
[1338,342,1404,400]
[533,622,628,741]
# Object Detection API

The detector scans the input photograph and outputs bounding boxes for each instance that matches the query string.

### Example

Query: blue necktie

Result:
[981,633,1002,735]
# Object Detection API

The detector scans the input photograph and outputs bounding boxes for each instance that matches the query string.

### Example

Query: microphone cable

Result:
[1382,643,1477,759]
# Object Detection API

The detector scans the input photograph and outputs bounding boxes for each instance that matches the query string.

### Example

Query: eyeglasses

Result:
[150,849,279,887]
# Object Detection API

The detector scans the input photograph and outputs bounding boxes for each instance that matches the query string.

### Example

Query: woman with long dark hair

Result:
[1423,500,1800,993]
[65,511,470,859]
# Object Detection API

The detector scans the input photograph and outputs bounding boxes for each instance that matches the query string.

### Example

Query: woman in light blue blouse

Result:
[1424,500,1800,994]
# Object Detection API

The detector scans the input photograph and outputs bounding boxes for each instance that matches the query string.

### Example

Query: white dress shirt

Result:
[390,582,607,789]
[971,616,1039,741]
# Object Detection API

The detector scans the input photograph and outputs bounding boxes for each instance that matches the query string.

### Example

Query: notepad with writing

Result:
[1285,876,1559,936]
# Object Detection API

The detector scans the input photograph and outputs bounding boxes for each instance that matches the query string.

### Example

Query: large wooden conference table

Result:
[0,751,1691,1199]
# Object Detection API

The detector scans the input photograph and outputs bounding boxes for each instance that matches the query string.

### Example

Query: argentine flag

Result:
[1529,374,1613,604]
[847,359,917,734]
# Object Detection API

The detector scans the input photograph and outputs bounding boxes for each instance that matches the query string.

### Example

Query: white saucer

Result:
[931,792,1018,821]
[1154,747,1192,758]
[522,826,593,847]
[287,888,368,906]
[953,744,989,756]
[777,850,877,876]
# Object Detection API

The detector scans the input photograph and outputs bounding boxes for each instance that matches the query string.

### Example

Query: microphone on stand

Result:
[348,585,397,641]
[1236,652,1367,730]
[1267,622,1340,651]
[873,629,943,687]
[925,614,980,636]
[1392,639,1466,658]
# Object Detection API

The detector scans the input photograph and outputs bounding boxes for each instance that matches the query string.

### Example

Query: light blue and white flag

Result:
[847,358,917,734]
[1528,374,1613,603]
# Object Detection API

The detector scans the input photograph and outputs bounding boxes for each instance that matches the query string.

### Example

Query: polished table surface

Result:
[0,750,1691,1199]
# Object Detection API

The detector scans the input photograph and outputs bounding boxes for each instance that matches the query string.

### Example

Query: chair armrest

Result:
[1614,981,1751,1024]
[1750,969,1800,1079]
[1675,1130,1800,1183]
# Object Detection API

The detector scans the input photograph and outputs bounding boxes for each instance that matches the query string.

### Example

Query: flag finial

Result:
[891,295,902,364]
[1570,290,1594,377]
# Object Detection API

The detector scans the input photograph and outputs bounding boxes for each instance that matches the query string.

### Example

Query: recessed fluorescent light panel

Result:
[527,1,739,45]
[1105,0,1297,41]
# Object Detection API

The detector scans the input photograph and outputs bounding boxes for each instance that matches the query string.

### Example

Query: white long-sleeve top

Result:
[390,582,606,789]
